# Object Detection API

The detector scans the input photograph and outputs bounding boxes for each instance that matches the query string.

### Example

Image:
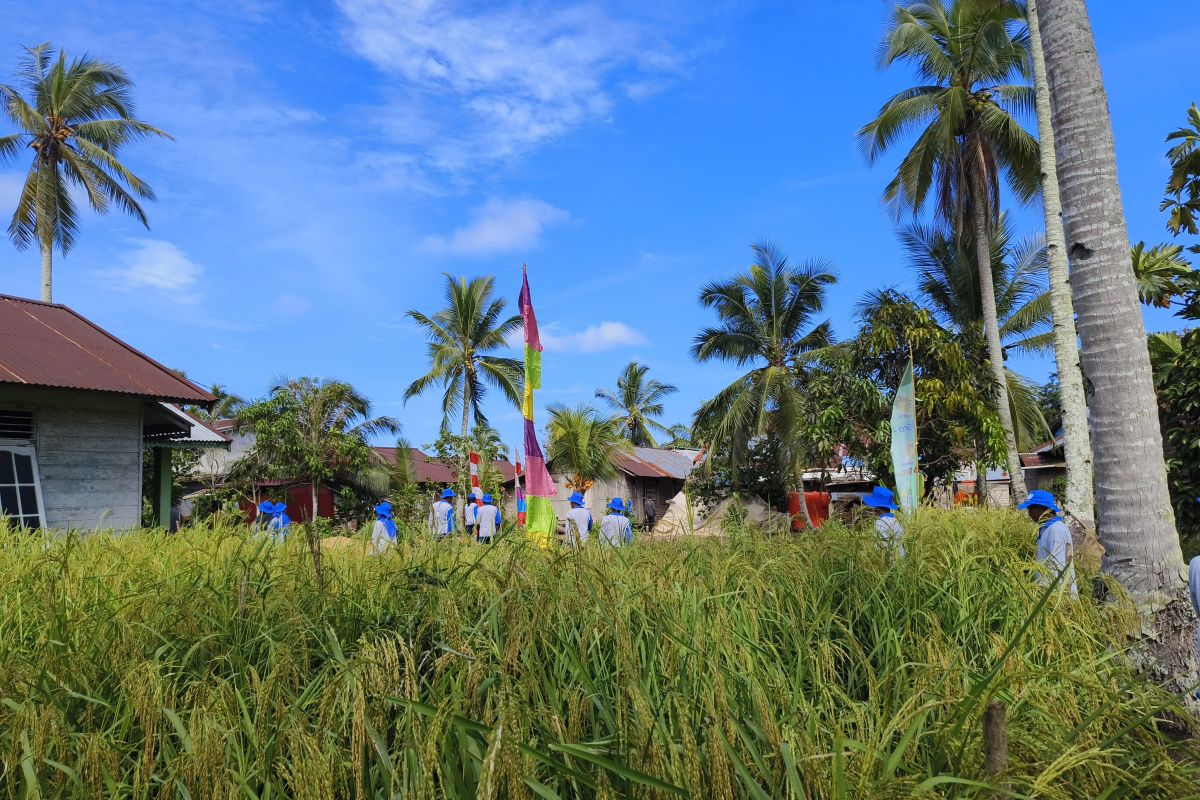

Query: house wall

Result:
[0,386,143,530]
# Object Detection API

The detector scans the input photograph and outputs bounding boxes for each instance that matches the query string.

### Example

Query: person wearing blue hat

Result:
[255,500,275,536]
[268,501,290,542]
[565,491,592,546]
[475,494,502,543]
[599,498,632,546]
[371,501,398,554]
[862,486,904,556]
[429,488,456,538]
[1018,490,1076,595]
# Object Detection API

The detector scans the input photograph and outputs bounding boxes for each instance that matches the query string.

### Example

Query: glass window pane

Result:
[18,486,36,515]
[22,516,39,530]
[0,452,12,484]
[0,486,16,515]
[14,454,33,484]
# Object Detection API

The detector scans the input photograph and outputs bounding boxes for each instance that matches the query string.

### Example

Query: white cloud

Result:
[96,239,204,303]
[422,197,569,255]
[336,0,680,169]
[542,321,648,354]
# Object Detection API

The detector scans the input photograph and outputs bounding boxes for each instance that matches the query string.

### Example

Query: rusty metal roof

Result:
[612,448,700,480]
[373,447,518,485]
[0,294,215,405]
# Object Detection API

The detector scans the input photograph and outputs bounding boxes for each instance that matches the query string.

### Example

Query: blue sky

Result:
[1,0,1196,450]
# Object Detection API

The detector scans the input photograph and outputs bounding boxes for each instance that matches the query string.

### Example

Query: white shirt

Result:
[1189,556,1200,659]
[566,506,592,545]
[875,514,904,557]
[429,500,455,536]
[599,513,631,546]
[466,503,478,527]
[475,504,501,539]
[1036,517,1077,595]
[370,519,394,554]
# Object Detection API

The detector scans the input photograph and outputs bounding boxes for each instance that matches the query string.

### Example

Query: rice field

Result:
[0,510,1196,798]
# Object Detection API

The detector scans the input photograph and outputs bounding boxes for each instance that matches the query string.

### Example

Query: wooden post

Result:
[151,448,172,529]
[983,701,1008,787]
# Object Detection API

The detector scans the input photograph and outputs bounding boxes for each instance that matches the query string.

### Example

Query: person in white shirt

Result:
[465,500,478,539]
[863,486,903,557]
[1018,490,1077,596]
[565,492,592,546]
[599,498,632,546]
[254,500,275,537]
[475,494,502,543]
[429,488,456,538]
[371,501,398,554]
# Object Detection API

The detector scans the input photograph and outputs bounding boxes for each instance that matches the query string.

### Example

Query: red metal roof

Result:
[372,447,517,485]
[0,294,214,405]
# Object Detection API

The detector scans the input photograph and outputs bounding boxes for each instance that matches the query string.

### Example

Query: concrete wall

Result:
[0,386,143,530]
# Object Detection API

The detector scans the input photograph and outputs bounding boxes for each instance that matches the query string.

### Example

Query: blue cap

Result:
[374,501,392,517]
[482,494,494,505]
[1017,490,1060,514]
[441,488,456,499]
[272,502,287,514]
[258,500,274,514]
[568,492,585,506]
[608,498,625,512]
[862,487,898,511]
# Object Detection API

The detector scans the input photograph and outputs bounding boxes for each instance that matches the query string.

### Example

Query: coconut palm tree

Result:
[887,218,1053,450]
[595,362,677,447]
[193,384,244,424]
[405,275,523,516]
[1036,0,1184,625]
[859,0,1040,501]
[1023,0,1094,530]
[0,44,170,302]
[691,243,835,499]
[545,403,629,493]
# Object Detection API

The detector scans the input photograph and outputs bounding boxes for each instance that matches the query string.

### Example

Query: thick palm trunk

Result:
[1037,0,1192,688]
[1027,0,1096,536]
[969,170,1027,504]
[40,243,53,303]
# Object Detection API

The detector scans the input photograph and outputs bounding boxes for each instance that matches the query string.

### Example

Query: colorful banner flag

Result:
[519,265,557,546]
[890,357,919,513]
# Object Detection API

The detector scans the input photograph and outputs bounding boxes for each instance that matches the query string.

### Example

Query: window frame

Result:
[0,445,45,529]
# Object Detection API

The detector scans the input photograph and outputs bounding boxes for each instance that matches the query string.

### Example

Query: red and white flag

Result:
[468,452,484,506]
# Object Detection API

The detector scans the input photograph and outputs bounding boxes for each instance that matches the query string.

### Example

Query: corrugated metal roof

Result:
[144,404,232,449]
[612,448,700,480]
[0,294,214,404]
[372,447,518,485]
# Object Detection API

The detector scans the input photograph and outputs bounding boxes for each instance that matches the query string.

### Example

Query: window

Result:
[0,410,34,443]
[0,447,43,529]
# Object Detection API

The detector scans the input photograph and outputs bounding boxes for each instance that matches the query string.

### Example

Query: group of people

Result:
[426,488,503,543]
[859,485,1077,594]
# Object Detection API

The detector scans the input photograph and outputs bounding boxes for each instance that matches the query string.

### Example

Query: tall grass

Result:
[0,510,1196,798]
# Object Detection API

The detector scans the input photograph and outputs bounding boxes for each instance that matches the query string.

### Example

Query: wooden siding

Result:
[0,387,143,530]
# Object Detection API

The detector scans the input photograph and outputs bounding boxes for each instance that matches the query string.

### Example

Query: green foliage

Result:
[1150,330,1200,556]
[1162,103,1200,245]
[1130,241,1195,310]
[1034,374,1063,433]
[0,511,1196,796]
[425,424,509,500]
[660,424,696,450]
[853,291,1006,492]
[595,362,677,447]
[545,403,628,492]
[238,377,397,507]
[691,242,836,485]
[872,218,1053,450]
[686,433,793,512]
